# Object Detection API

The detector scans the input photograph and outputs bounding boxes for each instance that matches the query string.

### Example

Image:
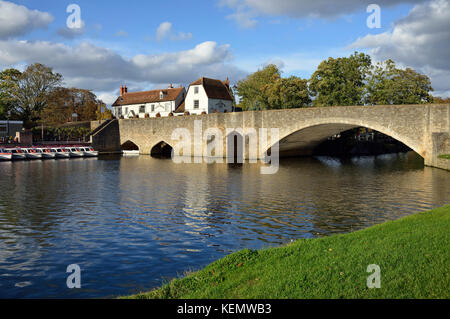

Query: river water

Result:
[0,152,448,298]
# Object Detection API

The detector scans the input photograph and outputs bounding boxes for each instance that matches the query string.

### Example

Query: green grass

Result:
[438,154,450,160]
[125,206,450,299]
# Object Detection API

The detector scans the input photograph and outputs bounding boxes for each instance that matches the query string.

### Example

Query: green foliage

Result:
[309,52,372,106]
[266,76,311,109]
[236,64,311,110]
[125,205,450,299]
[366,60,434,105]
[236,64,281,110]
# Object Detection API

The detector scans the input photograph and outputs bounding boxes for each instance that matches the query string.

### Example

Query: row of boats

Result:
[0,146,98,161]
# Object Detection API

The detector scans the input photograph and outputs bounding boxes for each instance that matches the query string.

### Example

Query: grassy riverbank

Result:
[126,205,450,299]
[438,154,450,160]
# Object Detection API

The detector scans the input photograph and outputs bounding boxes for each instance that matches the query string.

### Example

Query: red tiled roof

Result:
[189,77,233,101]
[112,87,184,107]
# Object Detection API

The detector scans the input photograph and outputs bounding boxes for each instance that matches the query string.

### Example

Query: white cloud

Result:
[351,0,450,96]
[221,0,427,26]
[57,20,86,39]
[156,22,192,41]
[0,0,53,39]
[0,40,246,104]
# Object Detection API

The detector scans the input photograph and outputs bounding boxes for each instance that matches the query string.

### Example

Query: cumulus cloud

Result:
[0,40,246,102]
[156,22,192,41]
[0,0,53,39]
[220,0,426,24]
[57,20,86,39]
[351,0,450,96]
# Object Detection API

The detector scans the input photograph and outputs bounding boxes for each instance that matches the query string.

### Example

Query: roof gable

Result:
[189,77,233,101]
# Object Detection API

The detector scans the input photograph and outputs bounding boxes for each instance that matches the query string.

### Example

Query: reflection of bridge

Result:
[92,104,450,170]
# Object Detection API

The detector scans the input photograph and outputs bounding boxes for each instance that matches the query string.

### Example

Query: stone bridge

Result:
[91,104,450,170]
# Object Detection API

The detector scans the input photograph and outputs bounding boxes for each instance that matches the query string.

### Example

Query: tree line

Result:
[0,63,111,129]
[235,52,446,110]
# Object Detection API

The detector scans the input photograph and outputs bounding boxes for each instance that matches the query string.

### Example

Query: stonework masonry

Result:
[92,104,450,170]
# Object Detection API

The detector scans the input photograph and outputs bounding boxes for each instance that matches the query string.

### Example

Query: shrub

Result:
[156,113,161,118]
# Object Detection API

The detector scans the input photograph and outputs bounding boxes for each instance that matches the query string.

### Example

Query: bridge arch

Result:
[121,140,140,151]
[265,118,423,158]
[150,141,173,158]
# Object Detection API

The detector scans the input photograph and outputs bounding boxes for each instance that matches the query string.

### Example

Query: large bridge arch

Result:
[266,118,423,158]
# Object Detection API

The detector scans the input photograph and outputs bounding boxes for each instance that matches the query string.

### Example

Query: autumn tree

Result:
[309,52,372,106]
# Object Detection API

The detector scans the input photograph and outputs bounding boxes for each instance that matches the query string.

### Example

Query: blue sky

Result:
[1,0,449,104]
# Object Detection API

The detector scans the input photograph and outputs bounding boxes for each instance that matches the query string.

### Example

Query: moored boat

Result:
[0,148,12,160]
[67,147,84,158]
[24,148,42,160]
[123,150,140,156]
[52,147,70,158]
[9,148,27,160]
[81,147,98,157]
[38,148,56,159]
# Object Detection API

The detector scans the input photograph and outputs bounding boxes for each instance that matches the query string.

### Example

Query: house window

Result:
[139,105,146,113]
[125,107,128,115]
[194,87,199,94]
[194,100,199,109]
[117,107,122,116]
[151,105,155,112]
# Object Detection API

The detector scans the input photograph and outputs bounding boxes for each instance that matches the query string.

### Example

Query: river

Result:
[0,152,448,298]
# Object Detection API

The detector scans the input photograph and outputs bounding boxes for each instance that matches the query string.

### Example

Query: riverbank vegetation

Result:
[438,154,450,160]
[126,205,449,299]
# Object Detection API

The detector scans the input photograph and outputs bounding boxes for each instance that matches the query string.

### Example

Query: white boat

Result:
[24,148,42,160]
[0,148,12,160]
[123,150,140,156]
[81,147,98,157]
[9,148,27,160]
[38,148,56,159]
[68,147,84,158]
[52,148,70,158]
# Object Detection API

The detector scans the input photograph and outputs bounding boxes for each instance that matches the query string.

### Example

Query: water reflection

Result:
[0,152,448,298]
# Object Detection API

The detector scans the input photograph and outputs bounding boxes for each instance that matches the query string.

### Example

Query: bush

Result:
[156,113,161,118]
[184,111,190,116]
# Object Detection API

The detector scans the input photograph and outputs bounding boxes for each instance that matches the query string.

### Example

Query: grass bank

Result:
[438,154,450,160]
[126,206,450,299]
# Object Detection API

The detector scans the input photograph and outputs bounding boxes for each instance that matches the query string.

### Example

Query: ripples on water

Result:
[0,152,448,298]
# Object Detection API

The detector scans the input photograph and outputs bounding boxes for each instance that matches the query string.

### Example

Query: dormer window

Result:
[160,91,164,99]
[194,87,199,94]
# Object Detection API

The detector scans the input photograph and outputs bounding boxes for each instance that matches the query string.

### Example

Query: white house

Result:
[112,85,186,118]
[176,77,234,115]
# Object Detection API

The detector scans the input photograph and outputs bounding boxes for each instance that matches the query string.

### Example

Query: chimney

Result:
[120,85,128,96]
[169,83,173,89]
[224,77,230,87]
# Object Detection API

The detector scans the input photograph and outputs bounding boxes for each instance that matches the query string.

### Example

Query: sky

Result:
[0,0,449,106]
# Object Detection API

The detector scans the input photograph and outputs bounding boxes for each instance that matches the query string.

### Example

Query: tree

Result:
[2,63,62,127]
[309,52,372,106]
[235,64,281,110]
[265,76,311,109]
[42,87,109,126]
[366,60,433,105]
[432,96,450,103]
[0,68,22,119]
